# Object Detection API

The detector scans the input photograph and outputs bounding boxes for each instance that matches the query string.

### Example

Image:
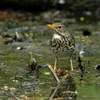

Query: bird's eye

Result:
[58,26,61,28]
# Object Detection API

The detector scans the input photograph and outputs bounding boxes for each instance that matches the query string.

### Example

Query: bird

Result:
[47,22,75,71]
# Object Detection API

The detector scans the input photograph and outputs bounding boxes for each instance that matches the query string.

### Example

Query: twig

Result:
[29,51,38,71]
[60,74,69,82]
[0,21,7,35]
[15,31,20,39]
[77,57,85,73]
[49,83,61,100]
[47,64,60,83]
[10,90,20,100]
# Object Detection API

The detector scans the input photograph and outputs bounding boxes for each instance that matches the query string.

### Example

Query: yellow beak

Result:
[47,24,56,29]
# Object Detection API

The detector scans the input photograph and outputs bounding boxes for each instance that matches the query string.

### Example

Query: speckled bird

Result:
[47,22,75,71]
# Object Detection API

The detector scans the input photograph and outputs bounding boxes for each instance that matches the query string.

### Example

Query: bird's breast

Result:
[50,34,75,57]
[52,33,61,39]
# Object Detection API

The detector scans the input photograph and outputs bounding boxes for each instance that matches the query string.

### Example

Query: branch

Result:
[47,64,60,83]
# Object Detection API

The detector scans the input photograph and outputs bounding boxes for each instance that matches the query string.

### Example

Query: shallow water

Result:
[0,22,100,100]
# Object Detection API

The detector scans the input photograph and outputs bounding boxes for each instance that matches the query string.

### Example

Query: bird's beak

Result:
[47,24,56,29]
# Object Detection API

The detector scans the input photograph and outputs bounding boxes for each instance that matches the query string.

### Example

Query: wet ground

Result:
[0,21,100,100]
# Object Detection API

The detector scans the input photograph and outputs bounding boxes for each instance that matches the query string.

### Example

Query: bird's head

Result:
[47,23,67,36]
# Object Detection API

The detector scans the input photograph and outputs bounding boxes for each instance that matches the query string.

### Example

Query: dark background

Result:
[0,0,100,22]
[0,0,100,12]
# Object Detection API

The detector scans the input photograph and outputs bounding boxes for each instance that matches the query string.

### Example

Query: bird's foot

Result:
[54,66,57,72]
[71,68,74,71]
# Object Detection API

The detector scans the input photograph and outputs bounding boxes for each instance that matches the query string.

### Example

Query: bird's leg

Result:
[70,57,73,71]
[54,57,58,71]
